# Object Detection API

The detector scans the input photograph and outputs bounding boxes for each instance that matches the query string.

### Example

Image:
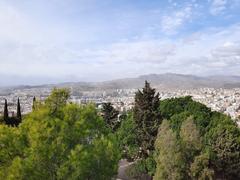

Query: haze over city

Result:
[0,0,240,86]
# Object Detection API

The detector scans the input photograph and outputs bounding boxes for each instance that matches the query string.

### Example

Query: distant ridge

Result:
[88,73,240,90]
[2,73,240,91]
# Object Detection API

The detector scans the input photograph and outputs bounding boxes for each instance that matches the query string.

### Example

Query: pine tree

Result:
[3,99,9,124]
[102,102,120,131]
[17,98,22,122]
[133,81,162,157]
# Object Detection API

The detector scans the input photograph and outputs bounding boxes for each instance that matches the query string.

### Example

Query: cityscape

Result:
[1,86,240,125]
[1,0,240,179]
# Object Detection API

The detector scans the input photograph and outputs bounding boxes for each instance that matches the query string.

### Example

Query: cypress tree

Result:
[17,98,22,122]
[133,81,162,157]
[3,99,9,124]
[32,96,36,111]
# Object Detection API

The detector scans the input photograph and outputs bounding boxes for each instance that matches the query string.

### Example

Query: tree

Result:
[3,99,8,124]
[154,117,212,180]
[16,98,22,123]
[190,152,215,180]
[45,88,70,118]
[159,96,191,119]
[133,81,161,157]
[154,120,184,180]
[179,116,203,178]
[207,124,240,179]
[180,116,202,163]
[0,89,120,180]
[32,96,36,111]
[102,102,120,132]
[57,135,120,180]
[160,96,212,135]
[0,123,25,179]
[153,96,240,179]
[116,112,139,160]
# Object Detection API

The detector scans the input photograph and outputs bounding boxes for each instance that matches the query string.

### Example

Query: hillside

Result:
[49,73,240,90]
[1,73,240,91]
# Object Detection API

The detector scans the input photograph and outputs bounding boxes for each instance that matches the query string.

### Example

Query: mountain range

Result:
[2,73,240,91]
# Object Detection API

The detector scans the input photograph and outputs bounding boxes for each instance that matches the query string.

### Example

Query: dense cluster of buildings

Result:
[160,88,240,120]
[0,87,240,125]
[0,88,51,117]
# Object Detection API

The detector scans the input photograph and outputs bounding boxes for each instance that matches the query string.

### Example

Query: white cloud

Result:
[210,0,228,15]
[105,41,176,63]
[161,5,192,34]
[210,42,240,66]
[175,25,240,74]
[0,1,240,85]
[1,24,240,82]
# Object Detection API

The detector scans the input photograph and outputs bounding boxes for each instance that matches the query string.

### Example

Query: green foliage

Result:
[31,96,44,112]
[156,96,240,180]
[126,157,154,179]
[133,81,162,157]
[116,112,139,161]
[45,88,70,118]
[57,135,120,180]
[160,96,212,134]
[160,96,192,119]
[118,94,240,179]
[179,117,203,178]
[117,111,156,178]
[169,111,191,135]
[126,160,147,179]
[190,152,214,180]
[206,124,240,179]
[144,153,156,176]
[207,111,235,130]
[0,88,120,180]
[1,85,239,179]
[180,116,202,163]
[154,120,185,180]
[118,81,161,178]
[101,102,120,132]
[154,117,212,180]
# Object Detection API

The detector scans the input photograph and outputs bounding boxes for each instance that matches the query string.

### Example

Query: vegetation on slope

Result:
[116,85,240,180]
[0,83,239,180]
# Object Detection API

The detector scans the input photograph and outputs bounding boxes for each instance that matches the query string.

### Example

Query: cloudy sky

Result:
[0,0,240,86]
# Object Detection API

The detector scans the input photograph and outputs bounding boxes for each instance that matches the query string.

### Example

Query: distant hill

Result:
[2,73,240,91]
[88,73,240,90]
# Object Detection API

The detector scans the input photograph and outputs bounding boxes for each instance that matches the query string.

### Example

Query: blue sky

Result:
[0,0,240,85]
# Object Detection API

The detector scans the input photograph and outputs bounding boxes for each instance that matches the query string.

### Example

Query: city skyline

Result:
[0,0,240,86]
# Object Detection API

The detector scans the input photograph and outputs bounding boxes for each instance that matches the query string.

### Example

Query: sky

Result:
[0,0,240,86]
